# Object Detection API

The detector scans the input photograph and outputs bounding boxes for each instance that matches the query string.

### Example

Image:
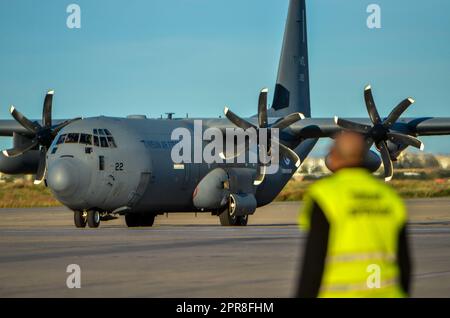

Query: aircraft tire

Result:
[74,211,87,228]
[125,213,139,227]
[140,213,155,227]
[125,213,138,227]
[236,215,248,226]
[87,210,100,228]
[219,209,234,226]
[219,209,248,226]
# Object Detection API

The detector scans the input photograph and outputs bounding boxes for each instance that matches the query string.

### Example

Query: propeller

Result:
[334,85,424,182]
[223,88,305,185]
[2,90,81,184]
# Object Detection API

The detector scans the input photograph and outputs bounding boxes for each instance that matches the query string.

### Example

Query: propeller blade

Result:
[254,144,268,186]
[219,133,249,161]
[278,142,301,168]
[377,141,394,182]
[10,106,40,133]
[224,107,256,130]
[387,132,424,150]
[383,98,414,128]
[364,136,375,151]
[258,88,269,128]
[364,85,382,125]
[253,164,266,186]
[334,116,372,133]
[34,147,47,185]
[272,113,305,130]
[2,139,39,157]
[43,90,54,128]
[219,150,241,161]
[52,117,82,136]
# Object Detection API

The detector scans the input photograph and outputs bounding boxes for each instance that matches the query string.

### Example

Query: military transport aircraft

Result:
[1,0,449,228]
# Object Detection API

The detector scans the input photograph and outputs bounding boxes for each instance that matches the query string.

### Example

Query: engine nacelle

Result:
[229,193,257,216]
[325,150,382,173]
[193,168,229,209]
[0,133,40,174]
[0,150,40,174]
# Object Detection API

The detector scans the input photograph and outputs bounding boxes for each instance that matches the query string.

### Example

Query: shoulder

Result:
[304,176,340,208]
[308,175,337,194]
[371,177,407,219]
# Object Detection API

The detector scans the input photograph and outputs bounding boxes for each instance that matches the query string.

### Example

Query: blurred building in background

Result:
[295,153,450,179]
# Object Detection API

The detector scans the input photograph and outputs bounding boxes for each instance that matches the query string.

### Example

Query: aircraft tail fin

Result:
[270,0,311,118]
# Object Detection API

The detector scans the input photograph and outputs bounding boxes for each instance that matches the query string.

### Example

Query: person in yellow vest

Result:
[297,131,412,298]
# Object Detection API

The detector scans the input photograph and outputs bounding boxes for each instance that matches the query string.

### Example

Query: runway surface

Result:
[0,199,449,297]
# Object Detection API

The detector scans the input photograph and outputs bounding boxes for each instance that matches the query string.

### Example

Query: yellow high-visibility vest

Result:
[299,168,407,298]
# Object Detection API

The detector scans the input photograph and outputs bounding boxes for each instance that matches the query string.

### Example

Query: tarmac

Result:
[0,199,449,297]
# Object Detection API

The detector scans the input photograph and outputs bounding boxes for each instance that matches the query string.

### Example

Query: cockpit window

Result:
[59,132,112,148]
[79,134,92,145]
[107,136,117,148]
[56,134,66,145]
[100,136,108,148]
[91,128,117,148]
[65,133,80,143]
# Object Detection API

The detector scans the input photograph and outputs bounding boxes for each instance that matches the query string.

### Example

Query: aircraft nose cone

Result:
[47,159,80,197]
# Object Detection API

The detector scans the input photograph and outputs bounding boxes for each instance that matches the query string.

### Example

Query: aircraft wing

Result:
[288,117,450,138]
[0,119,69,136]
[2,116,449,140]
[207,116,450,139]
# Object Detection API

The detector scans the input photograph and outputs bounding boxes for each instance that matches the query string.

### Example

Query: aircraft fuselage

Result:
[46,116,297,215]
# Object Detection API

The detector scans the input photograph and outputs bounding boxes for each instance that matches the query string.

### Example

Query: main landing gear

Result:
[125,213,156,227]
[217,194,251,226]
[74,211,87,228]
[73,210,155,228]
[218,206,248,226]
[74,210,100,228]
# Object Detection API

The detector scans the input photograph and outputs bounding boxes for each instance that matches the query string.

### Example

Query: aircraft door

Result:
[96,154,114,205]
[91,134,115,205]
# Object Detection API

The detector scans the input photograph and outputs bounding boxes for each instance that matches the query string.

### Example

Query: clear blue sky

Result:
[0,0,449,154]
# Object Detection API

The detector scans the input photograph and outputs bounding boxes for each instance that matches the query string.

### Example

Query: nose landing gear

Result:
[87,210,100,228]
[74,211,87,228]
[73,210,100,228]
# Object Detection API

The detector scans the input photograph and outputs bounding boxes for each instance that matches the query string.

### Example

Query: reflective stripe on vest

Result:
[321,278,398,293]
[326,252,396,264]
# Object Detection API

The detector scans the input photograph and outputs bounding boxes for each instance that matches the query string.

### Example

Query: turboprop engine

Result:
[0,133,40,174]
[193,168,230,210]
[193,167,258,216]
